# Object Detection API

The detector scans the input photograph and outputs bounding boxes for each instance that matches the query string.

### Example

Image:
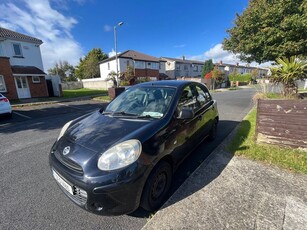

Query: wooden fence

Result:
[256,99,307,150]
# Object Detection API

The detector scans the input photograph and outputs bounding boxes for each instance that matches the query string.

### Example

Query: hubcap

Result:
[151,172,167,200]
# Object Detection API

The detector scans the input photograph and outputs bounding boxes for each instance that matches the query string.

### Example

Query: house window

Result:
[0,75,7,92]
[193,65,198,72]
[184,65,188,71]
[176,64,180,70]
[32,76,41,83]
[135,61,145,69]
[151,63,159,70]
[108,63,110,70]
[127,61,130,67]
[13,43,23,56]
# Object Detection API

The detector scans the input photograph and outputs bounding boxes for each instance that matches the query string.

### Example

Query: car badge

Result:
[63,146,70,156]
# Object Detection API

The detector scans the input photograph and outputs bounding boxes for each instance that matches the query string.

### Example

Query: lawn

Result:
[62,88,108,98]
[227,108,307,174]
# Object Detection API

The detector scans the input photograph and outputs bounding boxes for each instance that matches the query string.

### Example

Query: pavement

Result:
[142,124,307,230]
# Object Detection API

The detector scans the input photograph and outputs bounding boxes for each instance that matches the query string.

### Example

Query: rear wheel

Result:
[141,161,172,212]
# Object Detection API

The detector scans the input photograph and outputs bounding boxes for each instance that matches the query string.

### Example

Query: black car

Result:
[49,80,219,215]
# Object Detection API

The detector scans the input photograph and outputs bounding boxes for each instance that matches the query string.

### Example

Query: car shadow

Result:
[129,119,251,218]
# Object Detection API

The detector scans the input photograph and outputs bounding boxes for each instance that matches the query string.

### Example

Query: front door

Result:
[15,76,31,99]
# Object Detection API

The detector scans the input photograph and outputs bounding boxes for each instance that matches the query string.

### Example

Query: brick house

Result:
[99,50,167,80]
[0,27,48,100]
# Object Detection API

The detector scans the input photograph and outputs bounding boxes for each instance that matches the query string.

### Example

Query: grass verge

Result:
[227,108,307,174]
[63,88,108,98]
[92,95,111,102]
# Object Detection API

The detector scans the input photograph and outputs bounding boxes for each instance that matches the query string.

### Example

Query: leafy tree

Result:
[251,69,259,79]
[75,48,108,79]
[47,60,76,82]
[223,0,307,63]
[124,66,135,81]
[201,59,214,77]
[211,66,224,90]
[270,56,307,95]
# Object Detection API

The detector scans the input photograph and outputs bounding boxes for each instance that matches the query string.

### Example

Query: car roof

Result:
[137,80,192,88]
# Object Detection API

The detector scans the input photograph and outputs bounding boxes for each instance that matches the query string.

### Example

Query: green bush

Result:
[229,73,252,82]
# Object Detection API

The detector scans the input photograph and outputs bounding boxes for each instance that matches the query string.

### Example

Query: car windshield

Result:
[104,86,176,118]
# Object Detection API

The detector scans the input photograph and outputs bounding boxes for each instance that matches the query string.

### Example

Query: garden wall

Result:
[61,81,83,90]
[81,78,112,90]
[256,99,307,150]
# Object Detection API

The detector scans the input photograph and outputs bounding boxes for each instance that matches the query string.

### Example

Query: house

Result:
[0,27,48,100]
[99,50,167,80]
[161,56,204,79]
[215,61,269,78]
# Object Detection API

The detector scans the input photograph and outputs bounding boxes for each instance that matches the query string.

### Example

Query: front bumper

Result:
[49,149,149,216]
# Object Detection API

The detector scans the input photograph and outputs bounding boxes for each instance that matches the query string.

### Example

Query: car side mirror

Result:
[177,108,194,120]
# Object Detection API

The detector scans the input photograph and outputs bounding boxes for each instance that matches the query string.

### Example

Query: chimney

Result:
[182,55,185,61]
[219,60,223,65]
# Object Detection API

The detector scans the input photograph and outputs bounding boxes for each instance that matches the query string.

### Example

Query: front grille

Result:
[54,150,84,175]
[61,185,88,206]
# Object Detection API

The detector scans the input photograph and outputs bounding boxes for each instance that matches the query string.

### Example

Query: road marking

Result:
[56,103,84,110]
[13,111,31,119]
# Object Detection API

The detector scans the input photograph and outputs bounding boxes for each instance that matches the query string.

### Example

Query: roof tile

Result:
[0,27,43,44]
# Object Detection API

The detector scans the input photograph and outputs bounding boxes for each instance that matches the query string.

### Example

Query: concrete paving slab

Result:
[142,149,307,230]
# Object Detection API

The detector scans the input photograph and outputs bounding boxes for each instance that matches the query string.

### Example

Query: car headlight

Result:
[57,120,73,141]
[98,139,142,171]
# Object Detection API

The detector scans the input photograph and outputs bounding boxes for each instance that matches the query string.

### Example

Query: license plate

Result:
[52,170,74,195]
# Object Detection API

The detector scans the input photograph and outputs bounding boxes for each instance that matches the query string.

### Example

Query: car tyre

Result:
[141,161,172,212]
[208,119,218,141]
[5,112,12,119]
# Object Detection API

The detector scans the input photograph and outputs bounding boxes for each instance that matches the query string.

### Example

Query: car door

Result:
[191,83,215,139]
[164,84,200,165]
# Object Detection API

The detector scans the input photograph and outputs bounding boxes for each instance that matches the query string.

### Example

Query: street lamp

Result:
[114,21,124,87]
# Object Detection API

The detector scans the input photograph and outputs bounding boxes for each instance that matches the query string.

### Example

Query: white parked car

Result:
[0,93,12,118]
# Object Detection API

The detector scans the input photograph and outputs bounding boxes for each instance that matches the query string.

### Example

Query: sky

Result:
[0,0,253,71]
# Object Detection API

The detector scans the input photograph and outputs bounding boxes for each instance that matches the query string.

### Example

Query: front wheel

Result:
[140,161,172,212]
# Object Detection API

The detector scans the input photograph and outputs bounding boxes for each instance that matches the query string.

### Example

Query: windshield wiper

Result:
[137,114,157,119]
[110,111,137,116]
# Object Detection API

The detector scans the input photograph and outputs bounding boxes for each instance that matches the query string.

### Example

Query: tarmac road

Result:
[0,87,256,230]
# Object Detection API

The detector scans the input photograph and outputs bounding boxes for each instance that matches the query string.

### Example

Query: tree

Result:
[251,69,259,79]
[75,48,108,79]
[201,59,214,77]
[124,66,135,81]
[223,0,307,63]
[47,60,76,82]
[211,66,224,90]
[270,56,307,96]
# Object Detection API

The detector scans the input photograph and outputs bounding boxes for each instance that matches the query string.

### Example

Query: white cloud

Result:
[189,43,241,64]
[108,49,122,58]
[0,0,84,71]
[189,43,272,67]
[104,25,112,32]
[108,49,116,57]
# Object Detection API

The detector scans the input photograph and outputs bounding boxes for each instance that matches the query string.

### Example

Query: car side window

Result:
[195,85,211,106]
[178,85,199,113]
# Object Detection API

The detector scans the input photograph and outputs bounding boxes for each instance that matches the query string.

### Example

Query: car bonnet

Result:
[61,110,158,153]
